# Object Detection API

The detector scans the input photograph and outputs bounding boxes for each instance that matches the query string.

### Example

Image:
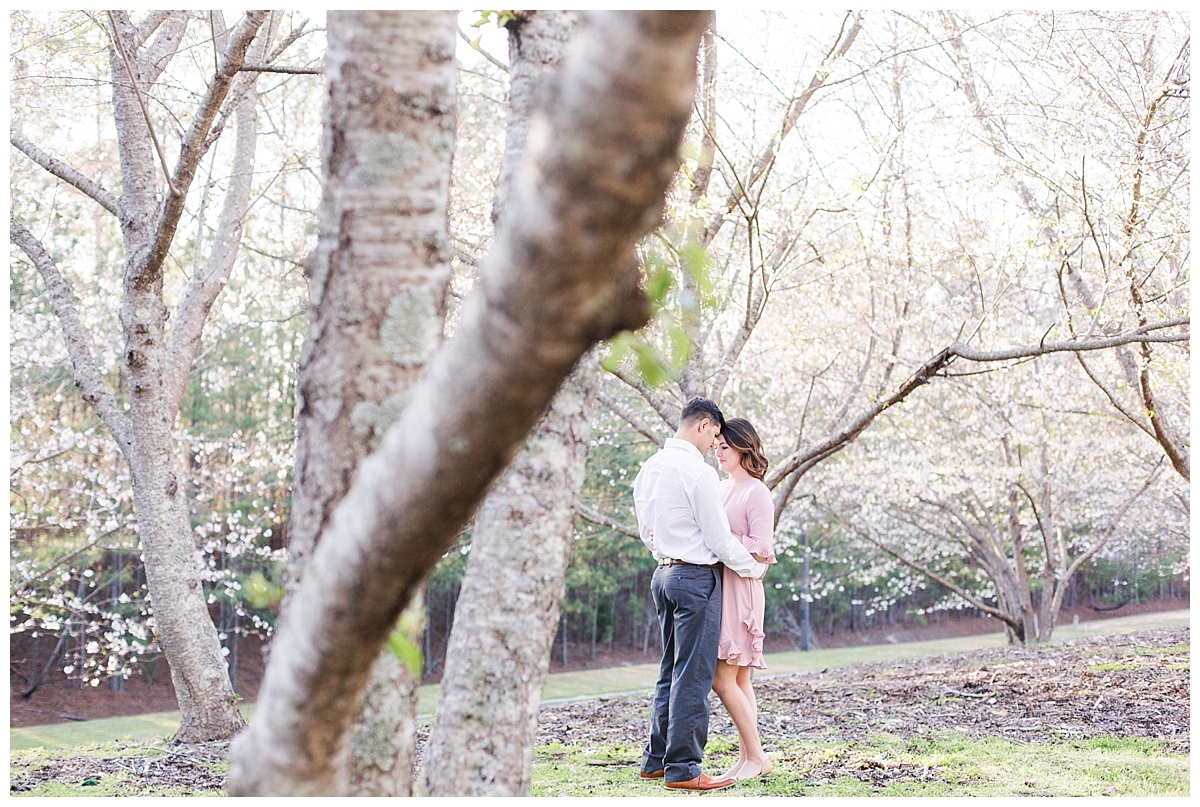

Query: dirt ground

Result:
[9,624,1189,796]
[8,598,1186,729]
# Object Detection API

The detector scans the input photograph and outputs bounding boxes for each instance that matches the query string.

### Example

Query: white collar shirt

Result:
[632,438,765,579]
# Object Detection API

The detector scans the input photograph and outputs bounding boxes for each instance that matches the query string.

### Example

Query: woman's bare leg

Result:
[733,665,771,777]
[712,660,766,778]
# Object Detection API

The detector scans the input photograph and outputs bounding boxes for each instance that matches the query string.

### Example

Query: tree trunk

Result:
[424,363,596,796]
[109,11,269,741]
[423,11,591,797]
[280,10,456,796]
[226,11,707,795]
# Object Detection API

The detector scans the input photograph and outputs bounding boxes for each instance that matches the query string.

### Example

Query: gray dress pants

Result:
[640,563,723,783]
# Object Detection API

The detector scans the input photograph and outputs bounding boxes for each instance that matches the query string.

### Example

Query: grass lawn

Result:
[11,609,1187,751]
[532,734,1189,797]
[8,609,1189,797]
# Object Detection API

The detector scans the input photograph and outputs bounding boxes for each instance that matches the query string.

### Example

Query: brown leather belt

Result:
[657,558,720,567]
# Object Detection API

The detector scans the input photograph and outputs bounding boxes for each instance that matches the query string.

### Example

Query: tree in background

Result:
[575,10,1188,646]
[423,12,597,797]
[10,10,314,741]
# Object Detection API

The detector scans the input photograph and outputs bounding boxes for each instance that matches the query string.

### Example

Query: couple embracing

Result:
[633,397,776,792]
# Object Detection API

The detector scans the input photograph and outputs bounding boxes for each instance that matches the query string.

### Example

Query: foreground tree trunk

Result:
[11,11,277,741]
[279,10,457,795]
[226,10,709,795]
[423,12,592,797]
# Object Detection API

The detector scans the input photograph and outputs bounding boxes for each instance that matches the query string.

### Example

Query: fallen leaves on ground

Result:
[8,627,1188,795]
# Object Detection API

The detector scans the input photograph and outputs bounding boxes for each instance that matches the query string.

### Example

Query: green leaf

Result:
[601,331,634,373]
[666,320,693,365]
[633,341,669,386]
[645,265,674,305]
[243,571,283,610]
[680,242,715,301]
[387,627,424,678]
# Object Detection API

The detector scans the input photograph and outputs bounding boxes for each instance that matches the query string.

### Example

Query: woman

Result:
[712,418,776,780]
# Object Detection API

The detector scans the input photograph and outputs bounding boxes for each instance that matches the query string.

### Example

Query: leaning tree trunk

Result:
[226,11,708,795]
[423,11,591,797]
[281,10,456,796]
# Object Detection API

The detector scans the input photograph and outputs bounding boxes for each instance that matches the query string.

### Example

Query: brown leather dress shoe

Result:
[639,769,665,780]
[664,773,736,791]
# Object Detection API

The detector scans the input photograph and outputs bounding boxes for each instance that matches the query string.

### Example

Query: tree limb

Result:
[10,131,120,218]
[702,12,863,245]
[595,389,665,444]
[607,364,681,429]
[853,524,1017,629]
[576,502,640,539]
[10,219,132,447]
[227,10,708,795]
[139,11,269,286]
[164,20,268,415]
[766,321,1188,490]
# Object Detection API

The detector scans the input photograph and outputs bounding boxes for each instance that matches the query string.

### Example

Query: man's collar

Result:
[664,437,703,460]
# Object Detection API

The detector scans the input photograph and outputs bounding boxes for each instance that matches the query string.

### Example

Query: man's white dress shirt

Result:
[633,438,766,579]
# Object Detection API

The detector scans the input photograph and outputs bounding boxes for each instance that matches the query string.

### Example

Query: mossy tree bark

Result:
[226,10,709,795]
[277,10,457,796]
[423,13,602,797]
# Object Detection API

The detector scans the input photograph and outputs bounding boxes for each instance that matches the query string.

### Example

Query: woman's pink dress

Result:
[717,478,776,669]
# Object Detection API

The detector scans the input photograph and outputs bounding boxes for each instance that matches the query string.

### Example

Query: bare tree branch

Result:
[240,64,320,75]
[164,19,269,415]
[105,11,181,196]
[767,321,1188,490]
[607,363,681,429]
[596,389,665,444]
[139,11,269,285]
[701,12,863,245]
[947,325,1189,362]
[457,24,510,73]
[132,10,173,48]
[851,523,1017,629]
[136,10,189,86]
[576,502,640,539]
[10,131,120,218]
[10,219,132,446]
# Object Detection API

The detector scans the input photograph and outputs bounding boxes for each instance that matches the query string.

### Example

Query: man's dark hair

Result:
[679,396,724,430]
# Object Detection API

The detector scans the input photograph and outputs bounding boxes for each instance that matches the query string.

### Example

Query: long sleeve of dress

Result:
[741,482,777,564]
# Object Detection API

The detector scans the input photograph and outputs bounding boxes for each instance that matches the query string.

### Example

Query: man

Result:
[633,397,767,791]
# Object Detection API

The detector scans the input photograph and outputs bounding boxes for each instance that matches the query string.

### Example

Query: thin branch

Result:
[1073,352,1155,438]
[702,12,863,244]
[607,364,681,429]
[457,24,509,73]
[1060,466,1162,586]
[852,523,1017,629]
[768,318,1189,489]
[240,64,320,75]
[947,324,1189,362]
[10,219,132,447]
[105,11,180,197]
[140,11,269,285]
[596,390,664,444]
[575,502,639,539]
[10,131,121,218]
[164,18,267,415]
